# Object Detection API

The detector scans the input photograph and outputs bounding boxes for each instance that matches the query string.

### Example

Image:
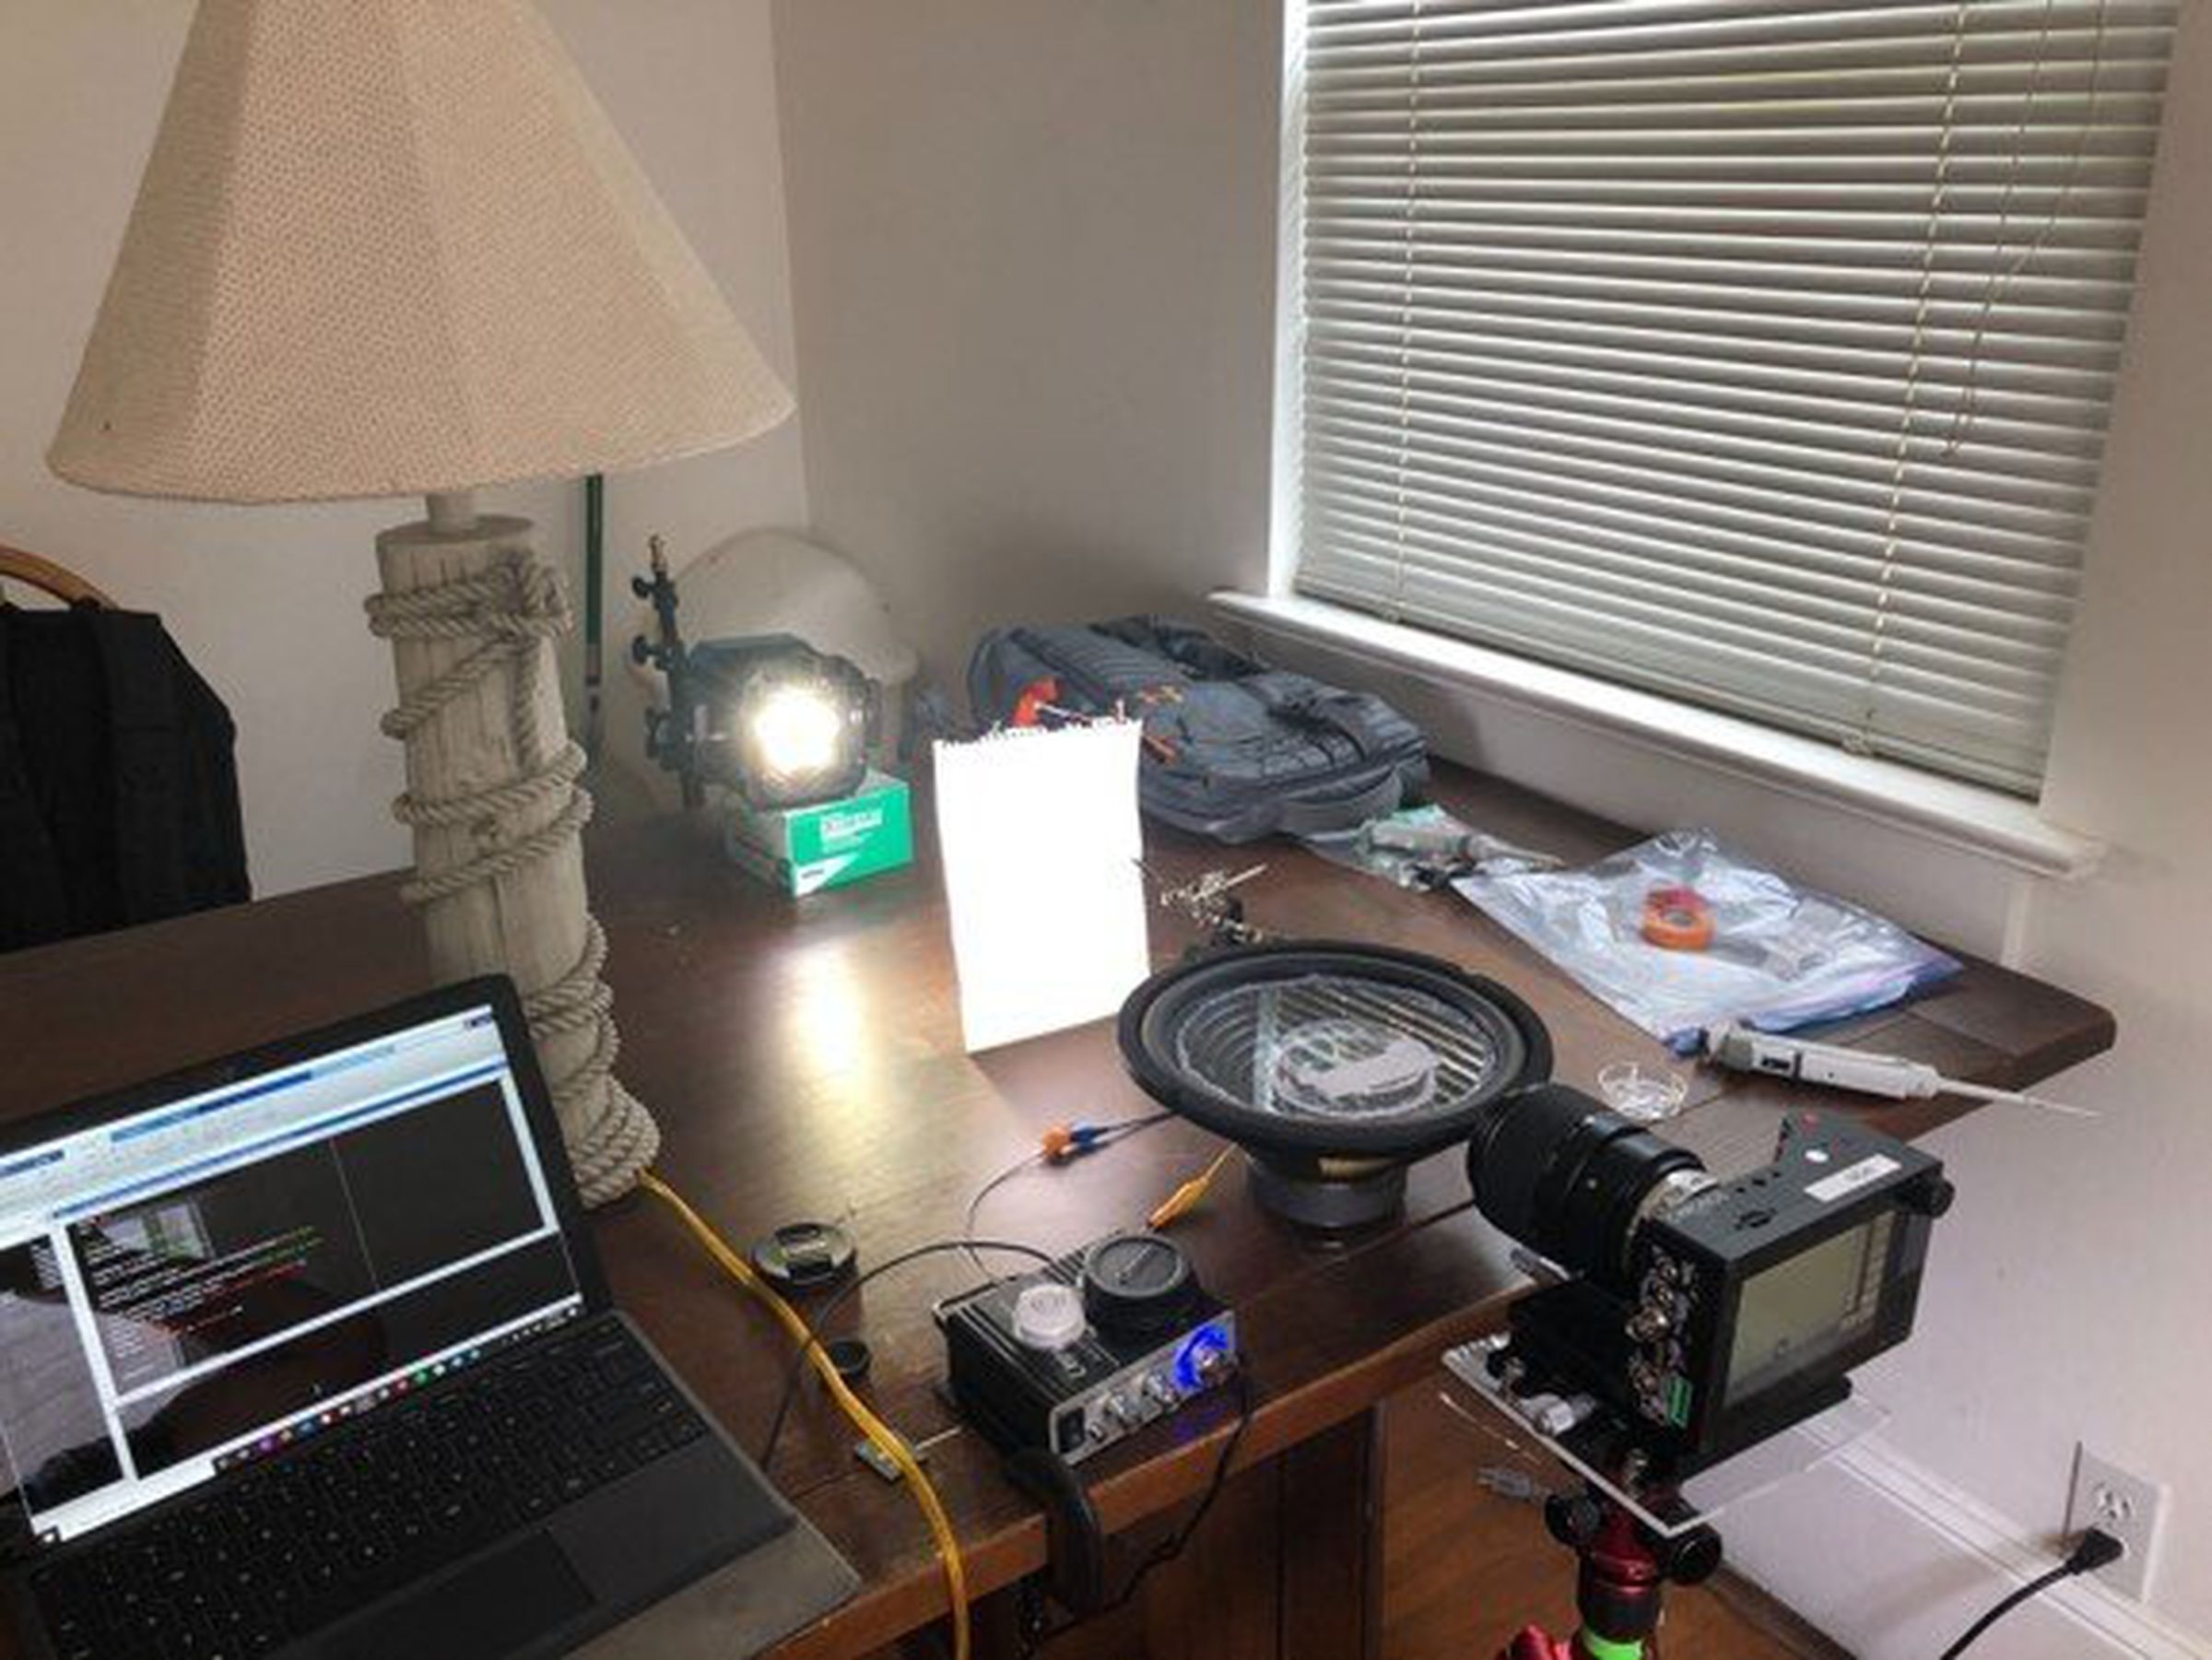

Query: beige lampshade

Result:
[50,0,793,504]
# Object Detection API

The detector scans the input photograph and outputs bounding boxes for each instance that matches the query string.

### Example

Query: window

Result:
[1288,1,2178,795]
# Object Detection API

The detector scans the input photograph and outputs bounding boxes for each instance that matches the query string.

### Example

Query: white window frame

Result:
[1240,0,2112,883]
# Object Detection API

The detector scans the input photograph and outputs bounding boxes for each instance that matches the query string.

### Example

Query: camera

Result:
[1468,1085,1953,1475]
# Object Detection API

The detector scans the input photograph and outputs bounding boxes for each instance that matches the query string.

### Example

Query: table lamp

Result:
[47,1,794,1205]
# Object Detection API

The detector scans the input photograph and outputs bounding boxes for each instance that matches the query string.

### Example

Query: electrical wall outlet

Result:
[2066,1444,2165,1599]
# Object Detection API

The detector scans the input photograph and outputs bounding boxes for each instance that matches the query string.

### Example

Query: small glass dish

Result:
[1596,1060,1688,1124]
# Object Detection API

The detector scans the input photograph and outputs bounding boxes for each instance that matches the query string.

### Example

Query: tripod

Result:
[1495,1480,1722,1660]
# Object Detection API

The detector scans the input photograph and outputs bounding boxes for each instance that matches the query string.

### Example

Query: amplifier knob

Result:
[1012,1282,1088,1351]
[1082,1233,1200,1343]
[1171,1325,1237,1394]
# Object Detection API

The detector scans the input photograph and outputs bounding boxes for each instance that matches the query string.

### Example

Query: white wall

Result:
[771,0,2212,1646]
[0,0,806,897]
[1808,6,2212,1639]
[771,0,1281,691]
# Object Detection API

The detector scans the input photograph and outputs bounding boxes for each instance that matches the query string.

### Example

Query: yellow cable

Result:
[636,1171,971,1660]
[1147,1147,1235,1230]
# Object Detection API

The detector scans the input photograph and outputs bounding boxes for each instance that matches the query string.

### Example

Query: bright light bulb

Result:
[748,685,843,780]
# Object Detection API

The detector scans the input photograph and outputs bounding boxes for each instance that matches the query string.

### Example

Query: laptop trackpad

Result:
[322,1532,593,1660]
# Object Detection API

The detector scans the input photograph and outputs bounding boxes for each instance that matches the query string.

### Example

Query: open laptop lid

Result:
[0,977,608,1554]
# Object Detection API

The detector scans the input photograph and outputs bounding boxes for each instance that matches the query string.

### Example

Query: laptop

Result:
[0,977,857,1660]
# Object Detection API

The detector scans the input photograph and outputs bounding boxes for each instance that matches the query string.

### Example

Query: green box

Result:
[723,769,913,896]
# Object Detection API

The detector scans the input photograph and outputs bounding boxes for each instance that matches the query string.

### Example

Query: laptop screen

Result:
[0,1002,588,1546]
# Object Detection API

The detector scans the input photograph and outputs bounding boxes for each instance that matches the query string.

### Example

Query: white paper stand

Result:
[934,721,1153,1051]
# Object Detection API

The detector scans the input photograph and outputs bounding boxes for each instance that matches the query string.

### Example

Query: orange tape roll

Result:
[1641,885,1715,951]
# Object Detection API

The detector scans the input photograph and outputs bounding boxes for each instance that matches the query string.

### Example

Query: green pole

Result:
[583,472,605,759]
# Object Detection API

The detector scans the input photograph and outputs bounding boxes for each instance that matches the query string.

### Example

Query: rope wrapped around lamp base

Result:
[366,535,658,1205]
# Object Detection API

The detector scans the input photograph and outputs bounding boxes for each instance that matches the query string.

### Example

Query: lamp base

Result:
[369,492,657,1204]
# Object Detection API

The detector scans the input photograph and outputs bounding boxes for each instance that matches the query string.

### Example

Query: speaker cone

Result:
[1118,942,1553,1229]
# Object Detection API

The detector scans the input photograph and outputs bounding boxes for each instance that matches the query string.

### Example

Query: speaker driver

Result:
[1118,942,1553,1229]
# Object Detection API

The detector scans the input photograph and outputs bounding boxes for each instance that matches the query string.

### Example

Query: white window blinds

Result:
[1290,0,2177,794]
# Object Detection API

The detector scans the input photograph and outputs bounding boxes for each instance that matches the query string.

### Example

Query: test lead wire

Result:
[1147,1147,1235,1230]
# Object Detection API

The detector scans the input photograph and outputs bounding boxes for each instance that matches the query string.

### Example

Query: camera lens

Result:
[1467,1084,1705,1289]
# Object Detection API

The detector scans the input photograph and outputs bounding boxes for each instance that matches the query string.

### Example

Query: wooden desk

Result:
[0,765,2112,1660]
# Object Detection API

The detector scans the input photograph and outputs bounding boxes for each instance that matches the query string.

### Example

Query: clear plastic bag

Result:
[1453,829,1959,1054]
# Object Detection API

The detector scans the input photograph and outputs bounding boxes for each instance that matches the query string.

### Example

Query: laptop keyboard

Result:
[29,1319,708,1660]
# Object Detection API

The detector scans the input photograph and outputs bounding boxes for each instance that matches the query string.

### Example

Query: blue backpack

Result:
[967,618,1429,843]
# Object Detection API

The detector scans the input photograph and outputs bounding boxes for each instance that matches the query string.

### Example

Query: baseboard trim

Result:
[1724,1434,2209,1660]
[1705,1568,1856,1660]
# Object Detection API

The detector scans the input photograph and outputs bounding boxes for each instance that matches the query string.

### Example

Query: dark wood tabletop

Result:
[0,763,2112,1660]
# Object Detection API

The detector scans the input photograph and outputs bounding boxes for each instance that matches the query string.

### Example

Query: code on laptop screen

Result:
[0,1007,585,1544]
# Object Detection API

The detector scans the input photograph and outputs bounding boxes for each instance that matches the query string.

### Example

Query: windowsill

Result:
[1208,590,2104,881]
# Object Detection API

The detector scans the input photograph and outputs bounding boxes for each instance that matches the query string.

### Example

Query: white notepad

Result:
[934,720,1153,1052]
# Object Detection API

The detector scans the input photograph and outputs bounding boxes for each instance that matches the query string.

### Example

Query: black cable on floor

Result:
[1938,1528,2124,1659]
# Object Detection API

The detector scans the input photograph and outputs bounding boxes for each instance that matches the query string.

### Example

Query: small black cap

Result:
[751,1220,858,1291]
[824,1336,872,1383]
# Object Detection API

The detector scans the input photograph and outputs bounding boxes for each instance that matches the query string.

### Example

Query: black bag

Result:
[967,618,1428,842]
[0,604,250,951]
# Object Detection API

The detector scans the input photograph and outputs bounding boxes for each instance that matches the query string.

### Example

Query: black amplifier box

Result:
[940,1231,1237,1462]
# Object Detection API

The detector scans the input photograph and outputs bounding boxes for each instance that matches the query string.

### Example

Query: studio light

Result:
[710,639,877,808]
[629,550,906,897]
[751,686,843,779]
[650,634,877,811]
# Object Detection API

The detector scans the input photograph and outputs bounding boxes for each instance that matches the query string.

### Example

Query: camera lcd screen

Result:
[1724,1211,1893,1407]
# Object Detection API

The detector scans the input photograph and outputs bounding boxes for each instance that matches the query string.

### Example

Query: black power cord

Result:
[756,1236,1057,1469]
[1021,1370,1255,1654]
[1939,1527,2125,1659]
